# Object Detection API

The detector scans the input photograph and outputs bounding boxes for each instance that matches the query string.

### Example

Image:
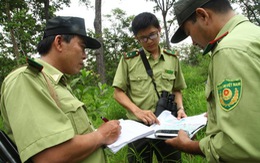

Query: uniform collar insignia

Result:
[163,49,175,56]
[203,31,229,55]
[124,49,139,59]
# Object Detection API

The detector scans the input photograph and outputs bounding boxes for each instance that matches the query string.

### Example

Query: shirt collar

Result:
[142,45,165,60]
[35,58,66,85]
[203,15,249,55]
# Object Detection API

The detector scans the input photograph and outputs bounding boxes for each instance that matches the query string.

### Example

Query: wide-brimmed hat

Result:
[43,16,101,49]
[171,0,211,43]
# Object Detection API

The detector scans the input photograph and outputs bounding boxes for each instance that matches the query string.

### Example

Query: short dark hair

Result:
[187,0,233,23]
[203,0,232,13]
[37,35,75,56]
[131,12,160,36]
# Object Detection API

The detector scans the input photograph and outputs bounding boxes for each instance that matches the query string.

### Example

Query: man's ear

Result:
[195,8,210,22]
[53,35,63,52]
[158,27,162,33]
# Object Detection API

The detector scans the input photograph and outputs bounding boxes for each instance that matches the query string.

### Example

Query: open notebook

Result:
[107,110,207,153]
[147,110,207,139]
[107,119,154,153]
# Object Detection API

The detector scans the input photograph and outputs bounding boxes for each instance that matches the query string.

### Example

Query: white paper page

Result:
[107,119,154,153]
[147,111,207,139]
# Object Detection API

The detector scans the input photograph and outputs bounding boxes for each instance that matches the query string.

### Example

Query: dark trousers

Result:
[128,138,181,163]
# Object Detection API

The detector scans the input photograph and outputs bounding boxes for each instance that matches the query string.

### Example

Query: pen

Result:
[101,116,109,122]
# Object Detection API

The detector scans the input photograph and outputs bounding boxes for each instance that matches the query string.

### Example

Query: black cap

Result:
[44,16,101,49]
[171,0,211,43]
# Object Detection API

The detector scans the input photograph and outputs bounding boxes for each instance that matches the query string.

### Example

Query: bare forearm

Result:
[173,90,184,109]
[165,131,204,157]
[33,120,121,163]
[114,87,140,113]
[183,140,204,156]
[173,90,187,119]
[113,87,159,125]
[32,132,103,163]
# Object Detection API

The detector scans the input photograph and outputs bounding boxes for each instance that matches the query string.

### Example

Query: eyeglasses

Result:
[137,31,159,43]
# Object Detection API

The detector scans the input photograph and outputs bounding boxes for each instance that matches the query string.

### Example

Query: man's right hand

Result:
[96,120,121,145]
[133,109,160,125]
[113,87,159,125]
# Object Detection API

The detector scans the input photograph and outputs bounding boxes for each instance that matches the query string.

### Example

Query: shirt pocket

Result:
[129,74,149,94]
[160,72,176,91]
[61,98,94,135]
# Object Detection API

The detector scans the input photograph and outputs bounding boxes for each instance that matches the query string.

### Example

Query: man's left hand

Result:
[177,108,187,120]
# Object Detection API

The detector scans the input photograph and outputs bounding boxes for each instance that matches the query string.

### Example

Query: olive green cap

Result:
[44,16,101,49]
[171,0,211,43]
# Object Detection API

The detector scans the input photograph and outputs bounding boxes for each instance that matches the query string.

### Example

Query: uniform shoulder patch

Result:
[163,49,177,57]
[123,49,140,59]
[217,79,242,111]
[27,58,43,72]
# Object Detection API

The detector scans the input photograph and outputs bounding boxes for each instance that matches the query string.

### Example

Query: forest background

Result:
[0,0,259,162]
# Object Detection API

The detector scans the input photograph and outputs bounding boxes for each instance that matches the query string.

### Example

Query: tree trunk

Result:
[162,11,170,49]
[44,0,50,22]
[94,0,106,83]
[5,1,19,65]
[152,0,174,49]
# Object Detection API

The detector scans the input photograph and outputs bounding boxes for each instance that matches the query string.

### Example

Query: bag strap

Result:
[139,48,160,98]
[41,71,62,109]
[26,58,61,109]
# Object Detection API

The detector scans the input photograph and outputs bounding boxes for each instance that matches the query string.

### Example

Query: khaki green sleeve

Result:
[2,70,74,162]
[112,56,129,92]
[173,59,186,90]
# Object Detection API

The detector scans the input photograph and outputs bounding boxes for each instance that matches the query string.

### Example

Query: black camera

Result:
[155,91,177,117]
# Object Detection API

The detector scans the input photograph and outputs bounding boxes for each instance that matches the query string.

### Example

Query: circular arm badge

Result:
[217,79,242,111]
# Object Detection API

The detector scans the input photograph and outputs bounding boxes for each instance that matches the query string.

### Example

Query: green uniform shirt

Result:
[113,47,186,121]
[199,15,260,162]
[0,59,106,163]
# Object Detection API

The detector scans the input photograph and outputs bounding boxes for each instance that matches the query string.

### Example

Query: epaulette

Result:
[27,58,43,73]
[163,49,177,57]
[123,49,140,59]
[203,31,229,55]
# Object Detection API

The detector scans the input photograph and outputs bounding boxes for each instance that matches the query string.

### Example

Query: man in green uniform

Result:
[0,16,121,163]
[166,0,260,162]
[113,12,187,163]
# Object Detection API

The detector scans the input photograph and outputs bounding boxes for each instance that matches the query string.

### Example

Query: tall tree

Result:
[0,0,71,63]
[147,0,175,49]
[231,0,260,25]
[94,0,106,83]
[1,0,27,64]
[83,8,138,84]
[79,0,106,83]
[102,8,138,84]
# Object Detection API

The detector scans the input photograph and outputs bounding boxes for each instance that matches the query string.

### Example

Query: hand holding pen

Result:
[96,117,121,145]
[101,116,109,122]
